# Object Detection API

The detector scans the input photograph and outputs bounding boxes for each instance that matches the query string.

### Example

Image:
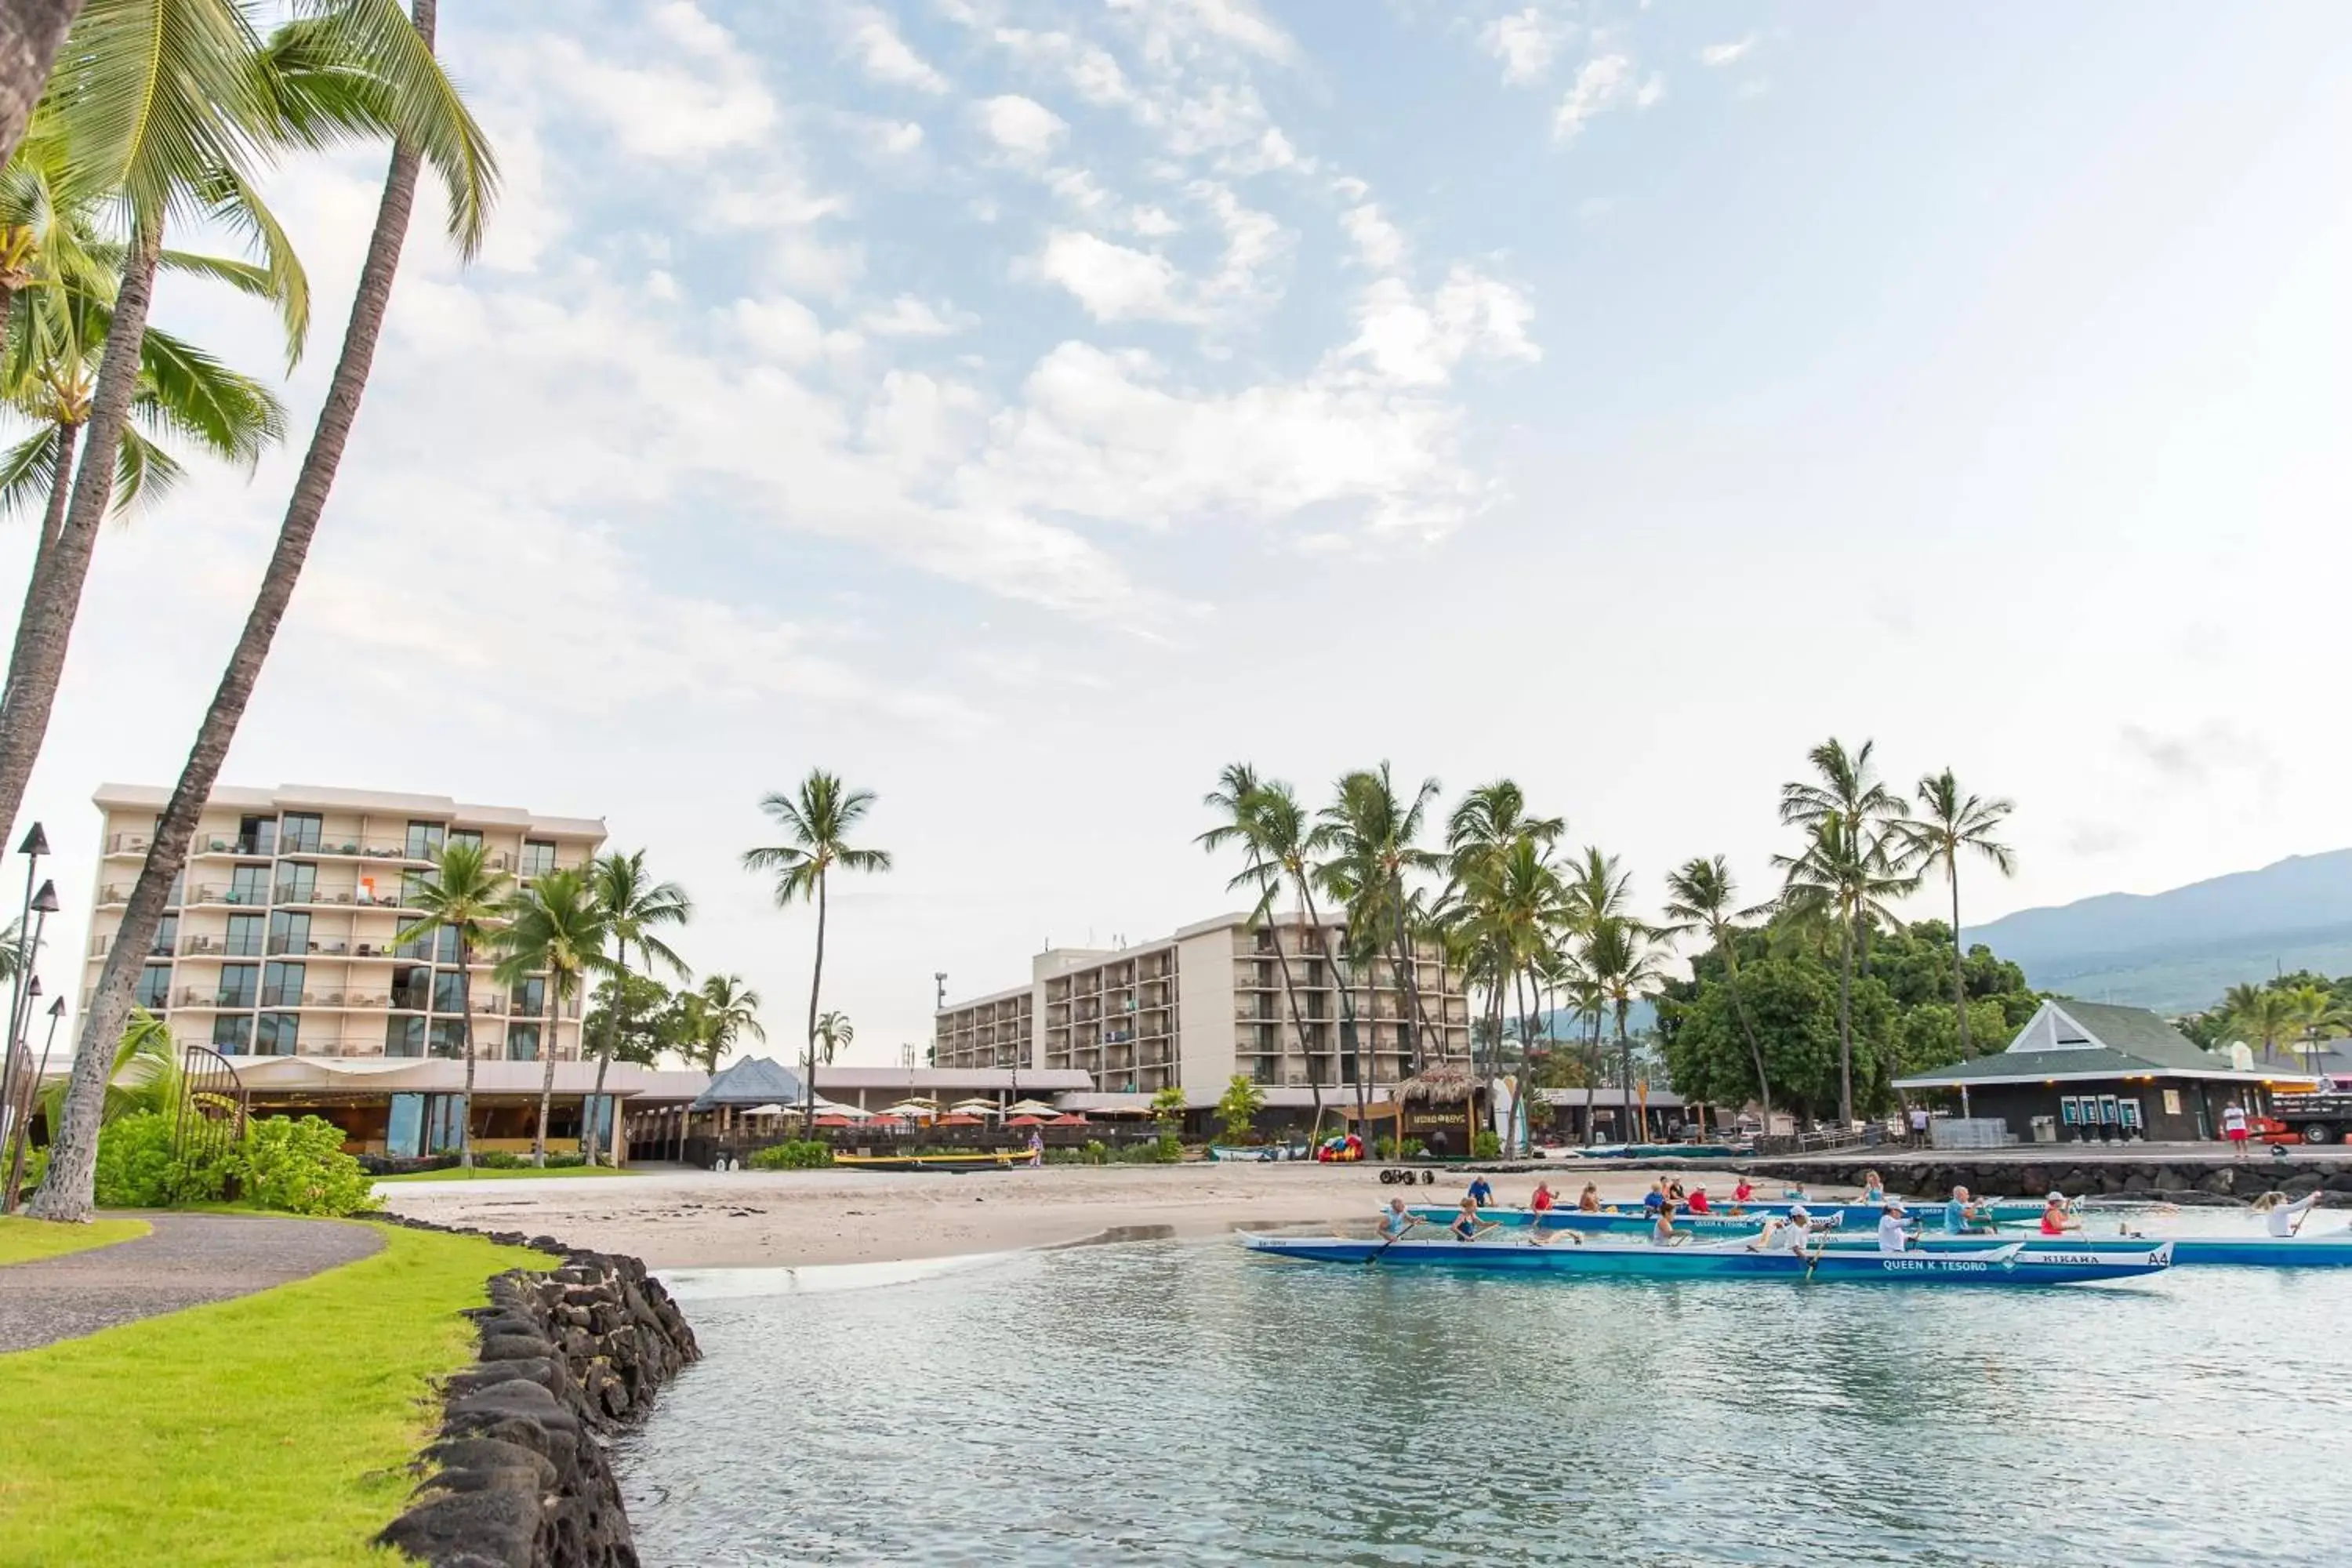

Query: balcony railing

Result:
[181,935,265,958]
[106,831,154,855]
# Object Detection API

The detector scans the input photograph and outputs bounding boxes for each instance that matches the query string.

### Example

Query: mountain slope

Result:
[1965,851,2352,1012]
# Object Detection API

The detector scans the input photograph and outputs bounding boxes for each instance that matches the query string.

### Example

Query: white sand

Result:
[377,1163,1716,1269]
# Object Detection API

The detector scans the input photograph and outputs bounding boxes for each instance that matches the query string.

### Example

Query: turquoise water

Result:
[620,1236,2352,1566]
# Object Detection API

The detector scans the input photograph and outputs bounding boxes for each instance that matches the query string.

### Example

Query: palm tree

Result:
[35,1005,173,1131]
[742,771,891,1136]
[584,849,689,1166]
[1661,855,1775,1128]
[391,840,507,1168]
[686,973,764,1073]
[0,3,85,169]
[1581,913,1668,1131]
[2276,984,2348,1076]
[1312,764,1443,1075]
[33,0,495,1221]
[1446,779,1563,1100]
[1904,769,2016,1055]
[2223,983,2299,1065]
[492,867,610,1167]
[1774,815,1917,1127]
[815,1009,852,1066]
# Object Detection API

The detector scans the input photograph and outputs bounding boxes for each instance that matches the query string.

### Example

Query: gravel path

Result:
[0,1212,384,1353]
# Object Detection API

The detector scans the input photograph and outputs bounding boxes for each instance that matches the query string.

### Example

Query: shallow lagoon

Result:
[621,1232,2352,1566]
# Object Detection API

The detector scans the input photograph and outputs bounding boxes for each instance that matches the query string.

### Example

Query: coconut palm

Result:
[1312,764,1443,1074]
[1446,779,1563,1092]
[1903,769,2016,1056]
[391,840,507,1168]
[743,771,891,1136]
[491,868,610,1167]
[584,849,690,1165]
[1581,913,1668,1134]
[815,1009,852,1067]
[1774,815,1918,1127]
[2277,985,2350,1074]
[2223,983,2299,1065]
[685,973,764,1073]
[0,4,85,169]
[34,0,496,1221]
[35,1005,173,1131]
[1661,855,1775,1127]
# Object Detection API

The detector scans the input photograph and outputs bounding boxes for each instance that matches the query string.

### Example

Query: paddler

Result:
[1876,1200,1911,1254]
[1942,1185,1989,1234]
[1530,1181,1556,1215]
[1732,1176,1756,1206]
[2039,1192,2080,1235]
[1577,1183,1602,1213]
[2254,1191,2323,1236]
[1466,1173,1496,1210]
[1859,1170,1886,1203]
[1642,1181,1667,1214]
[1686,1185,1711,1214]
[1450,1196,1486,1241]
[1650,1204,1690,1246]
[1378,1196,1415,1240]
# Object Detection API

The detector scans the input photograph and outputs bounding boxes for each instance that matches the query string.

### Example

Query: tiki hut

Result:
[1396,1066,1483,1158]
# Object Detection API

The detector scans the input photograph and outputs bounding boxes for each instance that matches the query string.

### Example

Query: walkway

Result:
[0,1211,384,1353]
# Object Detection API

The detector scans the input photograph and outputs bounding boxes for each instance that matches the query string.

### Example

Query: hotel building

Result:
[933,912,1472,1107]
[81,783,606,1155]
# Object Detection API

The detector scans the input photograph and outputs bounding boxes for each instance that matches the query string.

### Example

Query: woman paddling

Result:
[1450,1197,1491,1242]
[1577,1183,1602,1213]
[2253,1191,2324,1237]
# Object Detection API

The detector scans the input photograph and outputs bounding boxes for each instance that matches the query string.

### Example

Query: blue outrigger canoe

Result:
[1407,1204,1851,1238]
[1242,1232,2172,1286]
[1811,1231,2352,1269]
[1442,1200,2052,1229]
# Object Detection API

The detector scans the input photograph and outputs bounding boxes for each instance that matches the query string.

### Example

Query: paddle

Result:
[1366,1219,1421,1264]
[2292,1198,2320,1236]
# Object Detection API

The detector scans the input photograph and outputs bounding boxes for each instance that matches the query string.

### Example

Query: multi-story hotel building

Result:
[933,912,1472,1105]
[83,781,605,1071]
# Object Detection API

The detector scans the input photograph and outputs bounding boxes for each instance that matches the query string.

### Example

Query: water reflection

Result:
[621,1239,2351,1566]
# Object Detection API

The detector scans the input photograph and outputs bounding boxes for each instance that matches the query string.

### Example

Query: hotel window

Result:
[217,964,259,1008]
[224,913,263,957]
[166,872,184,908]
[384,1016,426,1058]
[509,976,545,1017]
[151,914,178,957]
[236,813,277,856]
[391,966,430,1011]
[432,970,468,1014]
[262,961,304,1008]
[279,811,322,854]
[448,828,482,852]
[505,1023,540,1061]
[429,1018,467,1058]
[520,840,557,878]
[274,862,317,905]
[269,909,311,956]
[212,1013,253,1054]
[228,864,270,906]
[405,820,445,861]
[135,964,172,1010]
[400,870,434,908]
[255,1012,299,1056]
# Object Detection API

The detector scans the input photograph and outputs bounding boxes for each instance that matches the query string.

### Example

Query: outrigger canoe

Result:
[1406,1204,1848,1238]
[1448,1200,2053,1229]
[1809,1230,2352,1269]
[1241,1232,2172,1286]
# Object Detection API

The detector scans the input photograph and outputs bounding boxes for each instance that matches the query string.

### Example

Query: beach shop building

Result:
[1893,999,2317,1144]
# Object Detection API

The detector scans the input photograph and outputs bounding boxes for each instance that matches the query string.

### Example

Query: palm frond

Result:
[196,162,310,367]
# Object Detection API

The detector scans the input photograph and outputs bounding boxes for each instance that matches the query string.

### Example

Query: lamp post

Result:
[0,825,48,1122]
[3,993,62,1212]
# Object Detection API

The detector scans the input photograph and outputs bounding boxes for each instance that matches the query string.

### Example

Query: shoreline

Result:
[376,1163,1739,1270]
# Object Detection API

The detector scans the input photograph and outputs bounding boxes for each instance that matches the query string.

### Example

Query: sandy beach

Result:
[377,1163,1714,1269]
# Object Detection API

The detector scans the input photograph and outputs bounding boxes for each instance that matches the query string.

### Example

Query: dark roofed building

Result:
[1894,999,2318,1144]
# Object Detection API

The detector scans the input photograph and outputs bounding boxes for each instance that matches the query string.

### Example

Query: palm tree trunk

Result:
[804,871,826,1137]
[29,13,434,1222]
[1836,913,1855,1128]
[1615,1004,1633,1139]
[0,1,85,172]
[0,220,159,848]
[1948,857,1970,1055]
[32,420,77,579]
[585,938,626,1166]
[456,932,475,1169]
[1392,890,1421,1073]
[1722,946,1773,1127]
[1265,917,1316,1145]
[1300,883,1364,1132]
[533,980,557,1166]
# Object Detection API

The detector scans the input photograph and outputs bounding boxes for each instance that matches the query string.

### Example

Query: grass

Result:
[0,1221,554,1566]
[0,1215,149,1266]
[375,1163,644,1182]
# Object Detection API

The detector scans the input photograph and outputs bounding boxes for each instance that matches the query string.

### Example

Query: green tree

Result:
[743,770,891,1136]
[1150,1083,1185,1135]
[35,0,497,1221]
[1661,855,1775,1127]
[1200,764,1329,1144]
[1902,768,2016,1056]
[1216,1073,1265,1144]
[2221,982,2296,1064]
[1582,911,1669,1120]
[1312,763,1443,1074]
[390,839,508,1168]
[815,1009,852,1066]
[584,848,690,1165]
[583,971,679,1067]
[1774,778,1918,1127]
[0,5,84,172]
[492,867,611,1168]
[2276,983,2349,1074]
[681,973,764,1073]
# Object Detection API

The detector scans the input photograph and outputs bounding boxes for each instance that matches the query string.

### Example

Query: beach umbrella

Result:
[1005,1114,1045,1127]
[1003,1098,1059,1116]
[1047,1113,1090,1127]
[881,1100,937,1120]
[812,1113,858,1128]
[813,1099,876,1120]
[948,1098,1000,1116]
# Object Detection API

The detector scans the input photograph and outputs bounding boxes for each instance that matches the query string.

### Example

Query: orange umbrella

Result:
[1006,1114,1044,1127]
[936,1112,984,1127]
[812,1113,857,1128]
[1047,1113,1090,1127]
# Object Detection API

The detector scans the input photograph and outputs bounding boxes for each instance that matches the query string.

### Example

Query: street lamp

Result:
[3,993,63,1212]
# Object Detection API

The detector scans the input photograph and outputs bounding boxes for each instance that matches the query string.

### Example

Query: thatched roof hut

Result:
[1397,1066,1475,1105]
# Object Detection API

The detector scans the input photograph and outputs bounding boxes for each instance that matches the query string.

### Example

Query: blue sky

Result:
[20,2,2352,1058]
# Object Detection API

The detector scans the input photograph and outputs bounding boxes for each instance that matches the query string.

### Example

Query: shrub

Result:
[1155,1135,1183,1163]
[476,1149,527,1170]
[93,1111,225,1207]
[1402,1138,1426,1159]
[1082,1138,1109,1166]
[1472,1131,1502,1160]
[543,1150,586,1169]
[234,1116,379,1217]
[749,1139,833,1171]
[1044,1147,1086,1166]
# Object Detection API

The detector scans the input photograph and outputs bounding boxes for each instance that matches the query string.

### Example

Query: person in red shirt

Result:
[1732,1177,1755,1206]
[2039,1192,2078,1236]
[1530,1181,1555,1214]
[1686,1186,1711,1214]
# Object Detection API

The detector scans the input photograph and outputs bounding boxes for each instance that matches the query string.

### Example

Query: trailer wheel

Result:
[2299,1123,2333,1146]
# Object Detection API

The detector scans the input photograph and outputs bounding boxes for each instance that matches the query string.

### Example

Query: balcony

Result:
[173,988,251,1011]
[181,935,265,958]
[191,835,273,858]
[105,831,154,856]
[180,884,270,909]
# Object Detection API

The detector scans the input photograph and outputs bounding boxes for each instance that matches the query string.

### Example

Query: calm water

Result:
[620,1232,2352,1566]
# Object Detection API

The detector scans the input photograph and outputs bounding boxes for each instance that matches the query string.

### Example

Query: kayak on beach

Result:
[1241,1232,2172,1286]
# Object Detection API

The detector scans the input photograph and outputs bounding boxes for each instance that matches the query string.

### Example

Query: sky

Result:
[16,1,2352,1065]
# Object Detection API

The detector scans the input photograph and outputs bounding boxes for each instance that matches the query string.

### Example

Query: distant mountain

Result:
[1965,851,2352,1014]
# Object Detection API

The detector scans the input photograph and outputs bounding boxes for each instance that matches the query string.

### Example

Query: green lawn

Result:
[0,1221,554,1566]
[0,1215,149,1266]
[375,1163,644,1182]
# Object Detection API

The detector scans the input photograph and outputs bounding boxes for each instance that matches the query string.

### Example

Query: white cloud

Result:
[975,93,1069,158]
[1554,53,1633,141]
[1109,0,1296,65]
[731,294,863,367]
[846,6,948,93]
[858,296,974,338]
[1048,166,1115,212]
[1129,205,1181,237]
[1033,230,1192,322]
[540,9,776,160]
[1342,203,1406,270]
[1344,267,1539,387]
[1637,74,1665,108]
[1699,36,1756,67]
[1481,7,1573,87]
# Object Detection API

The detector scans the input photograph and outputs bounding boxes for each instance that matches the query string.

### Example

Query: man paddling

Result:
[1943,1185,1990,1235]
[1876,1200,1911,1254]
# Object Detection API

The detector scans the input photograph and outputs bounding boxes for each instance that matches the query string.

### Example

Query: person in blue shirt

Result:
[1943,1185,1987,1234]
[1642,1181,1667,1213]
[1466,1174,1495,1208]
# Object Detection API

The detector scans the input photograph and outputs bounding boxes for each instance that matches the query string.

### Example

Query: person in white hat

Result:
[1876,1200,1911,1254]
